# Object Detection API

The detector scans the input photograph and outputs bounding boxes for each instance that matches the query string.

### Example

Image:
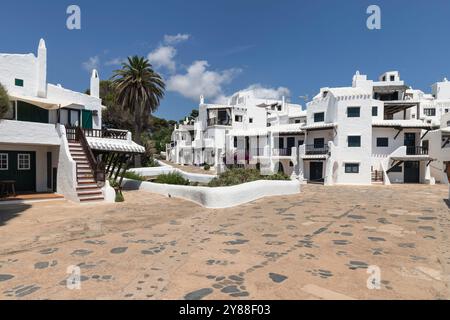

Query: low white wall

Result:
[122,178,301,209]
[102,180,116,203]
[129,166,217,184]
[56,125,79,202]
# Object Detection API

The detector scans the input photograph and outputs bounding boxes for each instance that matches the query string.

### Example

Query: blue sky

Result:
[1,0,450,121]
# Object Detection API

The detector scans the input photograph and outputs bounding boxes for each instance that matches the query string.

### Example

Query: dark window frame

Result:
[348,136,361,147]
[314,112,325,123]
[15,78,24,87]
[372,106,378,117]
[376,137,389,147]
[345,163,360,174]
[347,107,361,118]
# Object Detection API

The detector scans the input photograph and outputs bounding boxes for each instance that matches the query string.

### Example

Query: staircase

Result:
[68,142,105,203]
[371,170,384,185]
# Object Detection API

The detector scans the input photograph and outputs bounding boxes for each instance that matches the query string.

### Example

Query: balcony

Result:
[273,148,292,157]
[406,146,429,156]
[305,145,329,155]
[207,118,232,127]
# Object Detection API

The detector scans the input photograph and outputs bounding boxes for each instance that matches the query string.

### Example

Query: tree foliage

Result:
[0,83,10,119]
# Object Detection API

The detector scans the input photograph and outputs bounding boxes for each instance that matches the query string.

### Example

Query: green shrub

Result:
[123,171,146,181]
[0,83,10,119]
[153,172,190,185]
[146,157,160,168]
[208,168,289,187]
[204,164,211,171]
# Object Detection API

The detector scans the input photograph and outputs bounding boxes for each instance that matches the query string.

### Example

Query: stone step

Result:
[78,178,96,184]
[76,184,99,190]
[79,196,105,203]
[77,190,103,197]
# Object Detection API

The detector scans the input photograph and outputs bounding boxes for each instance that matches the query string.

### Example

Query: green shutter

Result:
[82,110,93,129]
[17,101,49,123]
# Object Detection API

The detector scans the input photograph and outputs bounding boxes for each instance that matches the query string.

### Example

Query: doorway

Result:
[310,162,324,182]
[404,161,420,183]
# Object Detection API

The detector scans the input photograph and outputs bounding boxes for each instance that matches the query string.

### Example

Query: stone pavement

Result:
[0,184,449,300]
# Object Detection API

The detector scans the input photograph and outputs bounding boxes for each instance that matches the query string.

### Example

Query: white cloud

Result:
[244,84,291,100]
[167,60,241,101]
[213,84,291,104]
[105,57,125,66]
[148,46,177,72]
[164,33,191,45]
[82,56,100,71]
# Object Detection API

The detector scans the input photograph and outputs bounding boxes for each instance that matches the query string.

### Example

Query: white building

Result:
[0,39,144,202]
[168,70,450,186]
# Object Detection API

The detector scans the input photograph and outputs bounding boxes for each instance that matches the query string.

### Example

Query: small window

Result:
[314,112,325,122]
[249,118,253,124]
[295,119,301,124]
[348,136,361,147]
[15,78,24,87]
[0,153,8,170]
[390,75,395,81]
[233,137,238,148]
[18,154,31,170]
[447,121,450,127]
[277,105,282,111]
[376,137,389,147]
[234,115,243,122]
[424,108,436,117]
[314,138,325,148]
[347,107,360,118]
[445,109,449,113]
[372,106,378,117]
[345,163,360,174]
[289,161,294,167]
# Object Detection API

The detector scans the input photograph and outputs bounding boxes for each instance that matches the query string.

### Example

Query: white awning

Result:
[9,93,73,110]
[87,137,146,153]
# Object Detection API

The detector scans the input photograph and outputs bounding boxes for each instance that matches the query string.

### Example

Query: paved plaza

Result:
[0,184,449,300]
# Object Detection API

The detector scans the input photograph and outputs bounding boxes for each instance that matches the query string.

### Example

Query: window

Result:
[348,136,361,147]
[424,108,436,116]
[15,78,24,87]
[372,106,378,117]
[390,75,395,81]
[0,154,8,170]
[314,138,325,149]
[18,154,31,170]
[295,119,301,124]
[314,112,325,122]
[233,137,238,148]
[234,115,243,122]
[345,163,360,174]
[347,107,360,118]
[278,138,285,149]
[447,121,450,127]
[445,109,449,113]
[390,164,402,173]
[249,118,253,124]
[376,137,389,147]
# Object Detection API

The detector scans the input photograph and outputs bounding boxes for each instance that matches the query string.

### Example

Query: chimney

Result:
[37,39,47,98]
[90,69,100,98]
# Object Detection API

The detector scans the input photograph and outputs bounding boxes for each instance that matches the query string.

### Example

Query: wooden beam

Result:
[386,160,404,174]
[394,128,403,140]
[420,130,430,140]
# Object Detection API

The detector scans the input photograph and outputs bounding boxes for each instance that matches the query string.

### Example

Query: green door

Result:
[17,101,49,123]
[82,110,93,129]
[0,151,36,192]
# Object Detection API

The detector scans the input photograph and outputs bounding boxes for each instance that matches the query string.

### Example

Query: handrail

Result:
[75,126,106,184]
[83,128,128,140]
[305,145,329,155]
[406,146,429,155]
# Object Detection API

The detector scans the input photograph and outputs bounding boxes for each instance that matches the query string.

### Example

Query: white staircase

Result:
[68,142,105,203]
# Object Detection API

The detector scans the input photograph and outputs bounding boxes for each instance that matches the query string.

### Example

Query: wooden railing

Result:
[273,148,292,156]
[83,128,128,140]
[73,127,106,184]
[371,170,384,182]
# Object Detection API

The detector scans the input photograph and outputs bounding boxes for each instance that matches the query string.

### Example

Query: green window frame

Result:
[15,78,24,87]
[348,136,361,147]
[345,163,360,174]
[347,107,360,118]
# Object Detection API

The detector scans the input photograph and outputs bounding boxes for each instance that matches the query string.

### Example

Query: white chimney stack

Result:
[37,38,47,98]
[90,69,100,98]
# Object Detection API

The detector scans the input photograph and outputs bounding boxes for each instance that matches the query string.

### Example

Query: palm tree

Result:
[0,82,10,119]
[112,56,165,146]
